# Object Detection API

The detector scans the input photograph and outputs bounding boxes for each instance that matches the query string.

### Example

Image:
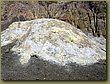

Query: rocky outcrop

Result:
[1,19,106,66]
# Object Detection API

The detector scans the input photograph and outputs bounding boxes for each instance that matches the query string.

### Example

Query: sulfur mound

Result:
[1,18,106,65]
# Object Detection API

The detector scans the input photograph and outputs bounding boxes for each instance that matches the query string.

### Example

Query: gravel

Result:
[1,43,107,80]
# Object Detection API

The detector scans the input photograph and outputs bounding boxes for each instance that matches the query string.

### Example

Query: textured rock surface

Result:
[1,18,106,66]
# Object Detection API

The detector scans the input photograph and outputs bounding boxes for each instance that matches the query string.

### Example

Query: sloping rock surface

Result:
[1,18,106,66]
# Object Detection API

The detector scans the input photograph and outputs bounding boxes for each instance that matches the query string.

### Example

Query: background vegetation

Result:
[1,1,107,38]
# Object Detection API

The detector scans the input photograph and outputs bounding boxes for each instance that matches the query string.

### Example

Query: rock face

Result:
[1,18,106,66]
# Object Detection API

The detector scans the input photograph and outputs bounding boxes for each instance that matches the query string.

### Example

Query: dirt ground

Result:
[1,43,107,80]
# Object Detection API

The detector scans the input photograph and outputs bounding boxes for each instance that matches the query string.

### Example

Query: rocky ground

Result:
[1,43,107,80]
[1,1,107,80]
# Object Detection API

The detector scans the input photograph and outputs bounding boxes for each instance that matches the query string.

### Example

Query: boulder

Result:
[1,18,106,66]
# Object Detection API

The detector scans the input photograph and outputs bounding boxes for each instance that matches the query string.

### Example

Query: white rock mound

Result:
[1,18,106,66]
